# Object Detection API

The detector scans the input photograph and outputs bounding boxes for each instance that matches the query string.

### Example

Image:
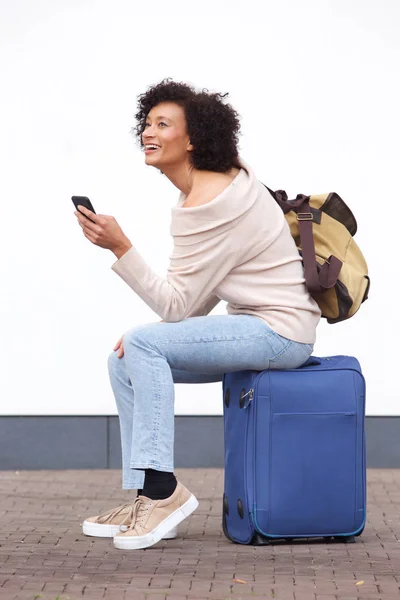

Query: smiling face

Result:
[142,102,194,169]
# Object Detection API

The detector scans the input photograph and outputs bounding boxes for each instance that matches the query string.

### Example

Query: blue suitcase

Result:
[222,355,366,545]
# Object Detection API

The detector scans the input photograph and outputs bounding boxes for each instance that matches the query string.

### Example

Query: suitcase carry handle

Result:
[300,356,322,367]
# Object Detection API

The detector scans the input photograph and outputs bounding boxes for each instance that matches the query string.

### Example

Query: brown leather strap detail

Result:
[266,187,292,213]
[297,200,343,293]
[265,186,321,222]
[319,256,343,290]
[296,199,321,294]
[264,184,342,293]
[276,190,308,212]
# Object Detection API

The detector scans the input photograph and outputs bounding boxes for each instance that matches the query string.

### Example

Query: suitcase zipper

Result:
[242,388,254,409]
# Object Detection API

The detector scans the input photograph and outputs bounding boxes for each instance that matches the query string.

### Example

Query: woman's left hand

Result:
[75,205,133,256]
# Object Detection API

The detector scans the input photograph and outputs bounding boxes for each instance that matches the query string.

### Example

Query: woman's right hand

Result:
[114,321,164,358]
[113,336,124,358]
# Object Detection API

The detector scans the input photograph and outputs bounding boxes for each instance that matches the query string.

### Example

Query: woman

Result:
[75,78,321,550]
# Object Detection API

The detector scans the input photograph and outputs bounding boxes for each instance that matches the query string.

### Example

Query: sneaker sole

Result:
[82,521,178,539]
[113,493,199,550]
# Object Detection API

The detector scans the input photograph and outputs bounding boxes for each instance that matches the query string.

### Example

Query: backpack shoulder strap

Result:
[296,196,343,293]
[296,197,321,294]
[263,183,342,294]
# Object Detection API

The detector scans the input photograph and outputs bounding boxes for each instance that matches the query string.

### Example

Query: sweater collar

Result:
[170,156,257,237]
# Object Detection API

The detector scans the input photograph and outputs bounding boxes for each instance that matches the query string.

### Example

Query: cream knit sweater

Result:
[111,157,321,343]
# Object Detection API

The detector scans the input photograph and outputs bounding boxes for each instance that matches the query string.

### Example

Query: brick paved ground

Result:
[0,469,400,600]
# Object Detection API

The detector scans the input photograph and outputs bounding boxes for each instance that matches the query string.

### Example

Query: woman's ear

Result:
[187,141,194,151]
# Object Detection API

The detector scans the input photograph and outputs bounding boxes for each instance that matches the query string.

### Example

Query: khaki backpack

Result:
[263,185,370,323]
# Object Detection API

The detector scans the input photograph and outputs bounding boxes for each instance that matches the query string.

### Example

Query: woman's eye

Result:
[144,122,167,128]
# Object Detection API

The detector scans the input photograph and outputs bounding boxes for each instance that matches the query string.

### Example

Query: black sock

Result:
[137,488,143,497]
[142,469,177,500]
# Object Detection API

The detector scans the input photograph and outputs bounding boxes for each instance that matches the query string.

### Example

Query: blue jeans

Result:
[107,314,314,490]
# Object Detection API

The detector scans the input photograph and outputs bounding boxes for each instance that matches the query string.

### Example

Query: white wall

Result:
[1,0,398,416]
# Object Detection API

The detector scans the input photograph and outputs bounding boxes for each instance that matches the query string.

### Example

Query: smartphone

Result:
[71,196,96,222]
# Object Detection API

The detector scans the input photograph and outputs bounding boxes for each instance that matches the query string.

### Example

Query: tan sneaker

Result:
[82,502,178,539]
[113,481,198,550]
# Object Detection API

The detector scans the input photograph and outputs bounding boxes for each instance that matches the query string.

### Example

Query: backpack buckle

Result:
[297,213,313,221]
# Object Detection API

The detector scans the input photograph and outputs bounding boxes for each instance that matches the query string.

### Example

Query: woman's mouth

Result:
[144,145,161,154]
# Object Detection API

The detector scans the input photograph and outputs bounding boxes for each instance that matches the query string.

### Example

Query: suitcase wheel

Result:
[335,535,356,543]
[251,532,272,545]
[326,536,357,543]
[222,508,236,544]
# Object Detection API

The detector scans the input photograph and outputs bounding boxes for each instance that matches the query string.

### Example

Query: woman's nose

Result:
[143,125,155,137]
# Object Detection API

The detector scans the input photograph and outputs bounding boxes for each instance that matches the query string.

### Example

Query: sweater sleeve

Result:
[111,233,232,322]
[186,293,221,318]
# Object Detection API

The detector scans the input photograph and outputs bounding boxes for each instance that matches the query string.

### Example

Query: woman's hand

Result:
[114,322,165,359]
[75,205,133,258]
[114,336,124,358]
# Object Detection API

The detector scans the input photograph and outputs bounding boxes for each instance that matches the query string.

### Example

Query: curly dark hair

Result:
[132,77,242,172]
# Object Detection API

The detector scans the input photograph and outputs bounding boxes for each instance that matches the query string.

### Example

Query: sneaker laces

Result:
[125,496,153,532]
[95,502,137,527]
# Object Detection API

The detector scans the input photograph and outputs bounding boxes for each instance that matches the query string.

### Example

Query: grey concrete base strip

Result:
[0,416,108,469]
[0,416,396,469]
[365,417,400,468]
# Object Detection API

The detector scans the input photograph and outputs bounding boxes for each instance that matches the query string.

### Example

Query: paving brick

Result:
[0,469,399,599]
[103,590,126,599]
